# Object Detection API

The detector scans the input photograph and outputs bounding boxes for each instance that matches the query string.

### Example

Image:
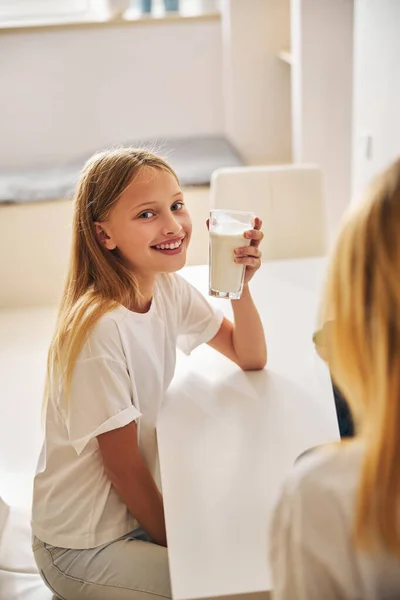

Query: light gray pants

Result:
[32,529,171,600]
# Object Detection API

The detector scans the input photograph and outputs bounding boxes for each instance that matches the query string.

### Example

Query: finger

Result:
[234,256,261,268]
[244,229,263,240]
[234,247,262,258]
[206,218,210,230]
[244,228,264,248]
[253,217,262,230]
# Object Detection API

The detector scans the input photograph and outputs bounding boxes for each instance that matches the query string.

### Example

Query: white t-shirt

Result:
[270,442,400,600]
[32,273,223,550]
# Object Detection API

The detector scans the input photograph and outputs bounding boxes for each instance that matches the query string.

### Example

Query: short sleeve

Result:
[173,274,224,355]
[62,315,141,455]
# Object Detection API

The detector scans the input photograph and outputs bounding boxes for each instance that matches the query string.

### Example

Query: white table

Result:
[157,258,340,600]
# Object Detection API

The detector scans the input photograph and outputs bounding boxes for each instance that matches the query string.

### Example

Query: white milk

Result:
[209,229,250,294]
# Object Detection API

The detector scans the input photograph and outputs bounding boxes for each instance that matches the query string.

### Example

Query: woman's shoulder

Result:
[271,442,365,557]
[285,441,364,503]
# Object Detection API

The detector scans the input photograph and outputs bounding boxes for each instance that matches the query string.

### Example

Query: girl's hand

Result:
[234,217,263,285]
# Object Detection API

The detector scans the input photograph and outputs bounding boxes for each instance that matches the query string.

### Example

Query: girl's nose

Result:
[162,212,182,236]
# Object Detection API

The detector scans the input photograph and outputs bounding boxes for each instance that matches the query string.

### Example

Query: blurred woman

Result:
[271,158,400,600]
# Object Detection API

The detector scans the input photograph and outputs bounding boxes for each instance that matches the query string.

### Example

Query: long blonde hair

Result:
[45,147,178,404]
[322,157,400,555]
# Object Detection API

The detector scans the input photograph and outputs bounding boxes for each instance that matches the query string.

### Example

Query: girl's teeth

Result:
[156,239,182,250]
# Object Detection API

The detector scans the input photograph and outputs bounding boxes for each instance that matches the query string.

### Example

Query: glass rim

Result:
[209,209,256,218]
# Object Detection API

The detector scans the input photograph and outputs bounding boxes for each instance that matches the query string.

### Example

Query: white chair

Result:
[210,164,327,260]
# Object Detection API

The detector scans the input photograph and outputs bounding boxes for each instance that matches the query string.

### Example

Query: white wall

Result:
[352,0,400,202]
[0,3,293,170]
[291,0,354,239]
[0,20,223,168]
[222,0,292,165]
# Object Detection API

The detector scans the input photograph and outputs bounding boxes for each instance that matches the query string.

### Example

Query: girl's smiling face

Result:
[95,166,192,278]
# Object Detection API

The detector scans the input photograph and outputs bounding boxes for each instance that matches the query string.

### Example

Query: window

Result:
[128,0,220,18]
[0,0,220,26]
[0,0,104,24]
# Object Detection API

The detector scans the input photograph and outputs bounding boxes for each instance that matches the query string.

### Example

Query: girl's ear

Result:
[94,222,117,250]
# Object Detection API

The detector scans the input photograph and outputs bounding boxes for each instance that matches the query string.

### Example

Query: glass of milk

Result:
[209,209,255,299]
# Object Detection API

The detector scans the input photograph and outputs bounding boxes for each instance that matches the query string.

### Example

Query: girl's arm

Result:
[97,421,167,546]
[208,287,267,370]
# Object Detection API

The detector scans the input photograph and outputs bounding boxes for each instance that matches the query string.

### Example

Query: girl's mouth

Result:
[151,237,185,255]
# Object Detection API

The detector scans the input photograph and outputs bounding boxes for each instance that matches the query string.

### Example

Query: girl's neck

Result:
[126,273,156,314]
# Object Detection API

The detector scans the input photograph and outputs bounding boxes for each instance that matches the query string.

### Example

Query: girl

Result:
[271,158,400,599]
[31,148,266,599]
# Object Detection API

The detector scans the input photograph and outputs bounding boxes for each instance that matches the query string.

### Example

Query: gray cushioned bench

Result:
[0,136,243,204]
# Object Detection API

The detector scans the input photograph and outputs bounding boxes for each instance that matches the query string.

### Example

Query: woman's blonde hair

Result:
[45,147,179,404]
[322,157,400,555]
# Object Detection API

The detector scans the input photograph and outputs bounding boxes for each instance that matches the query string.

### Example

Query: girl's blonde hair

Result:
[322,157,400,555]
[45,147,178,404]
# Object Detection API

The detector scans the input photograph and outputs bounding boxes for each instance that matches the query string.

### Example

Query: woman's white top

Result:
[271,442,400,600]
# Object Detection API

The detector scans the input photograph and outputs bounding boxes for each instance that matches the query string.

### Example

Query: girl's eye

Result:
[138,211,155,219]
[171,201,184,211]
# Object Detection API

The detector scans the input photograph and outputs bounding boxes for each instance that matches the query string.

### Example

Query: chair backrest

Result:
[210,164,327,260]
